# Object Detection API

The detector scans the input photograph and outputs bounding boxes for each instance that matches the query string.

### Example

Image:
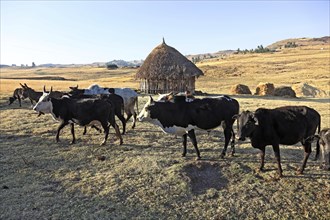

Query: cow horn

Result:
[148,95,154,103]
[232,114,240,120]
[20,83,25,88]
[43,85,47,93]
[50,86,53,93]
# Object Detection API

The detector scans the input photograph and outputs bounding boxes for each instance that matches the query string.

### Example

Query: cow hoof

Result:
[119,140,123,145]
[220,154,225,159]
[70,141,75,145]
[100,142,106,146]
[181,154,186,158]
[196,157,201,160]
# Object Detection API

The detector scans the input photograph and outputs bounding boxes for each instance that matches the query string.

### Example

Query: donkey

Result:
[9,87,28,107]
[20,83,43,105]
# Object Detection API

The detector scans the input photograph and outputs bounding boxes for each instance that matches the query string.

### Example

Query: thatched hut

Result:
[136,39,203,94]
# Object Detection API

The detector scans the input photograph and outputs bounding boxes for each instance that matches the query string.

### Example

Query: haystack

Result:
[230,84,252,95]
[292,83,327,97]
[255,83,275,96]
[136,39,203,94]
[274,86,296,98]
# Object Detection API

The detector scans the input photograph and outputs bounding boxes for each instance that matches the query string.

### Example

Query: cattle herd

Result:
[8,83,330,177]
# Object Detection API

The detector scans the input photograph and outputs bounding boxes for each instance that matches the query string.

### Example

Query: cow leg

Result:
[187,129,201,160]
[298,143,312,174]
[83,126,87,135]
[56,121,68,143]
[314,139,320,161]
[116,114,126,135]
[220,124,233,158]
[92,125,102,133]
[230,128,236,156]
[109,115,123,145]
[182,134,187,157]
[259,147,266,172]
[111,123,123,145]
[132,112,137,129]
[70,123,76,144]
[101,122,110,146]
[272,144,283,177]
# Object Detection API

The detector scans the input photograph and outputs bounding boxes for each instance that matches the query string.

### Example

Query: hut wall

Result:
[139,77,196,94]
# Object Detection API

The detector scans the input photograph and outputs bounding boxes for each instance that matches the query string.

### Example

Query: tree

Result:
[32,62,36,67]
[106,63,118,70]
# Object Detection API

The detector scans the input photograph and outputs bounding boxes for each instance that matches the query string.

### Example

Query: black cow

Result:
[9,88,27,107]
[70,93,126,135]
[138,95,239,159]
[33,90,123,145]
[69,85,139,130]
[236,106,321,177]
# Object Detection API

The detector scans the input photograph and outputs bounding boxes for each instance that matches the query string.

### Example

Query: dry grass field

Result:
[1,43,329,219]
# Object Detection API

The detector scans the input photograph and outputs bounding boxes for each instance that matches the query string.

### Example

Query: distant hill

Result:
[186,50,235,62]
[106,59,143,68]
[1,36,328,68]
[267,36,330,50]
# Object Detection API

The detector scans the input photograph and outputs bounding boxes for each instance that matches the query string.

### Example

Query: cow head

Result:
[236,110,258,141]
[137,96,155,122]
[68,85,84,96]
[33,86,53,114]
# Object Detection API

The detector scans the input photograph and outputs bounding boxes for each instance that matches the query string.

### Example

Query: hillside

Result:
[195,37,330,96]
[267,36,330,50]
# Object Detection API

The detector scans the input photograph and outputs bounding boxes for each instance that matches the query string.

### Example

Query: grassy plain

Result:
[0,44,329,219]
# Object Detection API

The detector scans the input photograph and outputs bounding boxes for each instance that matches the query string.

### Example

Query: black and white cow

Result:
[33,89,123,145]
[236,106,321,177]
[138,95,239,159]
[69,84,138,130]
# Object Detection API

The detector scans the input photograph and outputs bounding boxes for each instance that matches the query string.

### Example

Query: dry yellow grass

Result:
[1,44,330,219]
[196,45,330,95]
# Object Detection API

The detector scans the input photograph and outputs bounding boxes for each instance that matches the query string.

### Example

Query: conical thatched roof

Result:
[136,39,204,80]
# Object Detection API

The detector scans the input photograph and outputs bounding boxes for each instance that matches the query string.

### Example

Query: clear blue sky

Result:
[1,1,329,65]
